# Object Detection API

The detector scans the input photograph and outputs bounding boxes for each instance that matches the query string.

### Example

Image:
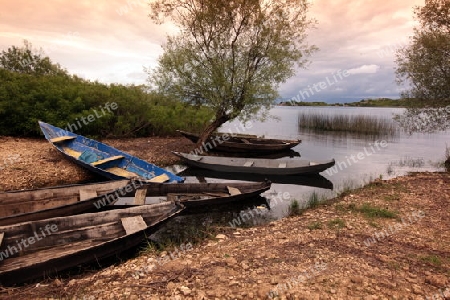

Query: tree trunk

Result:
[195,114,230,150]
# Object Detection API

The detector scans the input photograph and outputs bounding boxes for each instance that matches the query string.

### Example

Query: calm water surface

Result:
[172,106,449,220]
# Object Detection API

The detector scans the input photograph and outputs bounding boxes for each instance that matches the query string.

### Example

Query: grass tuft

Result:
[354,203,397,219]
[420,255,442,266]
[307,221,323,230]
[288,200,303,216]
[307,191,328,208]
[327,218,346,229]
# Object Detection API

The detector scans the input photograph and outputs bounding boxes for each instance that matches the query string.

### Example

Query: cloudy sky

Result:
[0,0,423,103]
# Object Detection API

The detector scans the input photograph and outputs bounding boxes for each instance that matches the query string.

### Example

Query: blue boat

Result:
[39,121,184,183]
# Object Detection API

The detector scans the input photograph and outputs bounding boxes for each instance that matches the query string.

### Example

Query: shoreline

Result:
[0,138,448,299]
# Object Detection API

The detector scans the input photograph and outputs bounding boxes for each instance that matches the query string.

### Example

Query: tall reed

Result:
[298,113,399,136]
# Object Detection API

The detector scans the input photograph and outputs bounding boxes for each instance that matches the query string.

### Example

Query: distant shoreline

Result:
[278,98,409,108]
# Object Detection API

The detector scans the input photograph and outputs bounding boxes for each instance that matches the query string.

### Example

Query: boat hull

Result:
[0,180,131,226]
[39,121,184,183]
[120,181,272,208]
[173,152,335,175]
[178,130,301,154]
[0,203,183,285]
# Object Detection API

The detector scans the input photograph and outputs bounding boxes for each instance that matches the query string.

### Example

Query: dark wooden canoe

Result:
[0,180,132,226]
[0,202,183,285]
[39,121,184,183]
[173,152,336,175]
[118,181,272,208]
[178,168,334,190]
[177,130,301,154]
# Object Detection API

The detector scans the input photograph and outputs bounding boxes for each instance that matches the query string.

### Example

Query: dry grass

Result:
[297,113,399,137]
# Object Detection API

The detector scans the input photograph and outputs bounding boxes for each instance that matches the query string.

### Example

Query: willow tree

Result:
[395,0,450,133]
[148,0,316,145]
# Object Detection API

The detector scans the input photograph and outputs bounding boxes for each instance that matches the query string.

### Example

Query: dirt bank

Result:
[0,138,449,299]
[0,136,193,191]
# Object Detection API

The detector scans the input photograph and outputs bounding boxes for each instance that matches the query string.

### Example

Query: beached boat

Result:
[118,181,272,208]
[178,168,334,190]
[0,202,183,285]
[0,180,133,226]
[177,130,301,154]
[173,152,335,175]
[39,121,184,183]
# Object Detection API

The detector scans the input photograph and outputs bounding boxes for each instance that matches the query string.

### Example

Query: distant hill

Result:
[278,98,409,107]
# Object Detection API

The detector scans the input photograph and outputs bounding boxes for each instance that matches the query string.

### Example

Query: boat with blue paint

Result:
[39,121,184,183]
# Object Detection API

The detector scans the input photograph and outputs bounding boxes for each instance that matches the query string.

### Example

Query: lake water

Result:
[173,106,449,220]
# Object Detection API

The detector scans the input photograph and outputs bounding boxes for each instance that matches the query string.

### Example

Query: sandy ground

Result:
[0,136,194,191]
[0,138,449,300]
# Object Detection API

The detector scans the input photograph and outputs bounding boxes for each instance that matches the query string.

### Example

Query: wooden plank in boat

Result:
[121,216,147,235]
[63,147,82,159]
[147,174,169,183]
[79,190,98,201]
[50,136,76,143]
[134,188,147,205]
[91,155,124,166]
[227,186,241,196]
[243,161,254,167]
[278,163,287,168]
[0,232,4,247]
[106,167,138,178]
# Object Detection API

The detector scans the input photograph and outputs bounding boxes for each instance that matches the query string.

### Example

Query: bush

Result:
[0,69,212,137]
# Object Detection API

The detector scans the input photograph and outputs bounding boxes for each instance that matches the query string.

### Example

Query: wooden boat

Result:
[0,180,133,226]
[178,168,334,190]
[177,130,301,154]
[118,181,272,208]
[0,202,183,285]
[173,152,336,175]
[39,121,184,183]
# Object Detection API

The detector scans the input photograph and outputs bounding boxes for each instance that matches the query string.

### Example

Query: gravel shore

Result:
[0,138,448,299]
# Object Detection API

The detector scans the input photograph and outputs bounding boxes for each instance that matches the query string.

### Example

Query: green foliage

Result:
[420,254,443,266]
[0,45,212,137]
[0,40,67,76]
[307,191,326,209]
[307,221,323,230]
[148,0,316,144]
[353,204,398,219]
[327,218,345,229]
[342,98,409,107]
[395,0,450,133]
[288,200,303,216]
[444,144,450,172]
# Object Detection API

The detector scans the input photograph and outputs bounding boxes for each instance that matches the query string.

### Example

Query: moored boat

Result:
[177,130,301,154]
[173,152,335,175]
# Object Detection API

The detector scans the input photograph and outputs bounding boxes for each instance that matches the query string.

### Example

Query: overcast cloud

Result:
[0,0,423,103]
